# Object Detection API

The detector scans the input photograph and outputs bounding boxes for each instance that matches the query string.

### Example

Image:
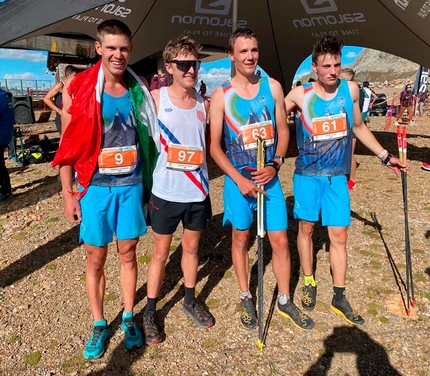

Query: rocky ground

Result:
[1,113,430,376]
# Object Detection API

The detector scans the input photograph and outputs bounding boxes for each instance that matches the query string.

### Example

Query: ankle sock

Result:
[240,290,252,300]
[94,319,107,328]
[122,311,133,320]
[333,286,346,302]
[304,275,316,287]
[278,293,290,305]
[184,286,196,305]
[146,297,157,314]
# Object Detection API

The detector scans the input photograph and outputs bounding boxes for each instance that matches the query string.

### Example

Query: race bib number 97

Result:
[241,120,275,150]
[98,146,138,175]
[311,113,347,141]
[167,144,204,171]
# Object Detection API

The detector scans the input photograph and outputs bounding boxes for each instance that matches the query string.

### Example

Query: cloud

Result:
[198,67,231,96]
[345,51,357,59]
[0,48,47,63]
[4,72,38,80]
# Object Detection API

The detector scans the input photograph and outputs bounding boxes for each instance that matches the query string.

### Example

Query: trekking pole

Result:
[397,126,415,315]
[256,138,265,350]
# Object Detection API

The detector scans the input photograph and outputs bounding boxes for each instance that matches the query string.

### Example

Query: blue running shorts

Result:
[223,175,287,231]
[79,183,147,246]
[292,174,350,227]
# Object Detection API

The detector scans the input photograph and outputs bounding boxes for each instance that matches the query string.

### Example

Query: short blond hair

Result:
[162,35,201,63]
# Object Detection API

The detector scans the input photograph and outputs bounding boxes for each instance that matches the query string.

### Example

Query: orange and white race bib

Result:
[311,113,347,141]
[241,121,275,150]
[167,144,204,171]
[98,146,138,175]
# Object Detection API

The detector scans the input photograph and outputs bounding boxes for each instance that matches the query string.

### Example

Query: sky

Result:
[0,46,364,95]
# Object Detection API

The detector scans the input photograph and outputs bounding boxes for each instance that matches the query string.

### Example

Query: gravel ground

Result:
[1,115,430,376]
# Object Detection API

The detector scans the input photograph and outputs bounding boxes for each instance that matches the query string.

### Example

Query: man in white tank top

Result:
[143,36,213,344]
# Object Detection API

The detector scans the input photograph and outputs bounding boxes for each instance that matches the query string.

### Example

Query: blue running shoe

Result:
[84,325,109,360]
[122,316,143,350]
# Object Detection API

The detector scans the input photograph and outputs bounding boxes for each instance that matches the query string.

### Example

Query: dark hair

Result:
[65,65,78,75]
[228,28,258,53]
[405,84,412,90]
[162,35,201,63]
[363,81,369,87]
[296,81,302,86]
[308,78,316,82]
[96,19,132,44]
[312,36,343,64]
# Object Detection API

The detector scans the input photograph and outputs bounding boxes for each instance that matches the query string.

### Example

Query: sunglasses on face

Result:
[168,60,201,72]
[407,86,411,89]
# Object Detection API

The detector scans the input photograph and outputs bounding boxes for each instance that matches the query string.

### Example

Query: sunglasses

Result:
[168,60,201,72]
[406,86,411,89]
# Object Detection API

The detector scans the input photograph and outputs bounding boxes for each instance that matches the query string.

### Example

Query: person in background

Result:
[53,19,158,360]
[394,84,414,126]
[198,80,207,97]
[142,35,213,345]
[157,68,169,88]
[0,88,15,201]
[417,91,427,117]
[43,65,79,134]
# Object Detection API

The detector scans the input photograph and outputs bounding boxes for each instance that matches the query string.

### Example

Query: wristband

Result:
[378,149,388,159]
[381,153,394,166]
[266,160,280,174]
[274,155,285,164]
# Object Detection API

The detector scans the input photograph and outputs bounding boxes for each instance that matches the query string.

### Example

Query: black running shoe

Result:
[142,311,161,344]
[301,285,317,311]
[240,297,257,330]
[331,298,365,326]
[277,301,314,330]
[183,301,214,328]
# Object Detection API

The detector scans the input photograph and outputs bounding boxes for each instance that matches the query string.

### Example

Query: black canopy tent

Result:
[1,0,430,88]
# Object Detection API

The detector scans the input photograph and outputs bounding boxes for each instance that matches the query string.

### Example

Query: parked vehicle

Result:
[370,93,387,116]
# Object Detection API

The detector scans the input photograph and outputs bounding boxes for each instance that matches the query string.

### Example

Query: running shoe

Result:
[121,316,143,350]
[301,285,317,311]
[331,298,365,326]
[183,301,214,328]
[394,121,399,126]
[240,297,257,329]
[142,311,161,345]
[347,180,356,190]
[83,325,109,360]
[0,192,12,202]
[422,162,430,171]
[277,301,314,330]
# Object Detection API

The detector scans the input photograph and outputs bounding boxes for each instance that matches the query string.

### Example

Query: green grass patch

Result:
[379,316,390,324]
[360,250,380,258]
[30,281,39,286]
[138,255,151,264]
[62,355,87,373]
[8,336,21,344]
[11,232,28,240]
[370,261,382,270]
[44,217,59,224]
[24,351,41,366]
[419,290,430,299]
[49,340,59,350]
[205,298,219,308]
[413,249,425,254]
[248,258,254,266]
[415,272,428,283]
[170,245,177,252]
[367,302,378,316]
[105,292,117,302]
[318,349,334,358]
[223,270,233,279]
[362,228,380,240]
[46,263,57,271]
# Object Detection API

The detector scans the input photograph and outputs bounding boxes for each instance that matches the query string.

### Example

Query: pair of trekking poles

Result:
[397,126,416,315]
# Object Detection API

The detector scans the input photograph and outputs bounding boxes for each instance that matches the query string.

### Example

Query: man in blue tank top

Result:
[285,36,408,326]
[57,20,153,360]
[210,28,314,331]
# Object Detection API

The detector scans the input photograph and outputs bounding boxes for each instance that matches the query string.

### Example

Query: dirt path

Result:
[0,115,429,376]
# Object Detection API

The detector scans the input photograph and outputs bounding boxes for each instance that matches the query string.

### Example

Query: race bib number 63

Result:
[241,120,275,150]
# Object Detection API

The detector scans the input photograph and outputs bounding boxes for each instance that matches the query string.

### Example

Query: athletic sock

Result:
[146,297,157,314]
[333,286,346,302]
[304,275,316,287]
[240,290,252,300]
[122,311,133,320]
[94,319,107,328]
[184,286,196,305]
[277,293,290,306]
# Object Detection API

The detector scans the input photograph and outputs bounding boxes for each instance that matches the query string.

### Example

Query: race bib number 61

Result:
[311,113,347,141]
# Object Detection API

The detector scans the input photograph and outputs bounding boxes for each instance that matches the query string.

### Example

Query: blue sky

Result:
[0,46,364,95]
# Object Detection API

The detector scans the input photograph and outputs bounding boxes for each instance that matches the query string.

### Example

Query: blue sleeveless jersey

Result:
[222,77,276,169]
[295,78,354,176]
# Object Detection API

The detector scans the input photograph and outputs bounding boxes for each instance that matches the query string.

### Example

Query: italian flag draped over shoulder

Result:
[52,60,160,203]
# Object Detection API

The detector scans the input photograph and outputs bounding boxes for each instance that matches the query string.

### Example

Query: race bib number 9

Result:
[241,120,275,150]
[98,146,138,175]
[311,113,347,141]
[167,144,204,171]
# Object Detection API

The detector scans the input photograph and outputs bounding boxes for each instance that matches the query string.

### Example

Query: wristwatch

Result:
[274,155,285,164]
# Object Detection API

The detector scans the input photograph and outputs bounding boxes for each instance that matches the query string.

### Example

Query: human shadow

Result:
[0,226,79,288]
[304,326,402,376]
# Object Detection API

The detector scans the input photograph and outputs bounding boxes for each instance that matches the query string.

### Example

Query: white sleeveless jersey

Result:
[152,87,209,202]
